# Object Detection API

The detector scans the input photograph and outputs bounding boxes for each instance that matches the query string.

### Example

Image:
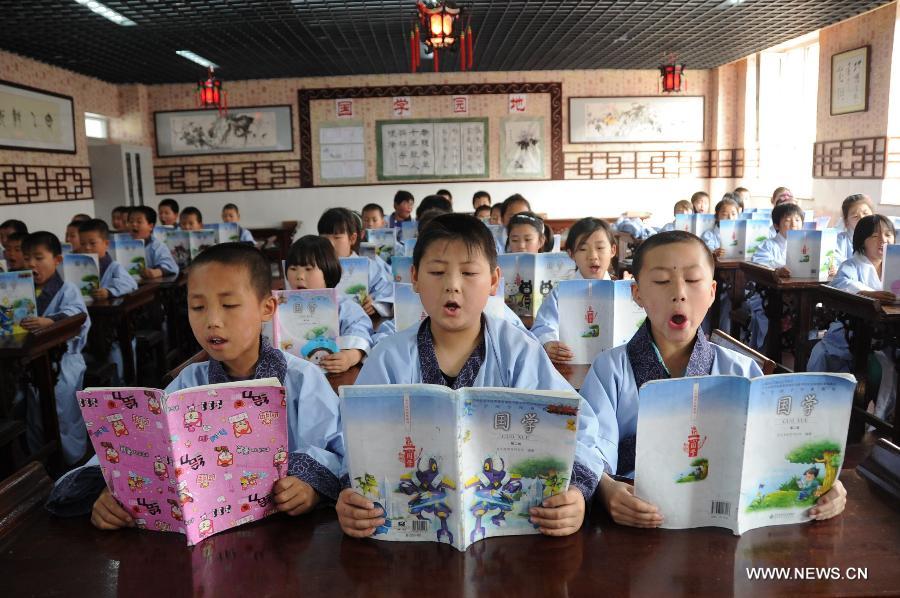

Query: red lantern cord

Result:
[459,31,467,71]
[433,47,439,72]
[467,25,473,70]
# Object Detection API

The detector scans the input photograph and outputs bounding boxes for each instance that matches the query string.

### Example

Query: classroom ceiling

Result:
[0,0,891,84]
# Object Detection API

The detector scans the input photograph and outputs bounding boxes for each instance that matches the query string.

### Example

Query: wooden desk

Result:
[814,286,900,443]
[740,263,823,370]
[142,274,195,368]
[328,364,361,394]
[249,223,296,265]
[3,469,898,596]
[713,260,745,337]
[87,284,159,386]
[0,314,86,470]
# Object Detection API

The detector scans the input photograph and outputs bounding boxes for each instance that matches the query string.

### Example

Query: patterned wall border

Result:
[812,137,886,179]
[298,82,565,187]
[154,160,301,195]
[563,148,751,180]
[0,164,93,204]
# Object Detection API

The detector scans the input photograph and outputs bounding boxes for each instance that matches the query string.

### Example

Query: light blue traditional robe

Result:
[99,255,138,297]
[351,252,394,318]
[835,229,854,265]
[238,226,255,243]
[144,233,179,276]
[337,294,374,354]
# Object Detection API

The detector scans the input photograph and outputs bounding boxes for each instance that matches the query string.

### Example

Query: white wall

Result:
[2,200,96,238]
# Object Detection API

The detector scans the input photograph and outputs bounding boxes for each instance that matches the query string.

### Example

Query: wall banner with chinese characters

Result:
[0,80,76,153]
[376,118,488,181]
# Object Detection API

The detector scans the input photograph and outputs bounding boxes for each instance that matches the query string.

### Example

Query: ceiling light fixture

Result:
[717,0,748,9]
[176,50,219,69]
[73,0,136,26]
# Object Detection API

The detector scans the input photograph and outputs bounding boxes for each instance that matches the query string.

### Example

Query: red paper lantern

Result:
[197,67,227,115]
[659,61,686,93]
[409,1,472,73]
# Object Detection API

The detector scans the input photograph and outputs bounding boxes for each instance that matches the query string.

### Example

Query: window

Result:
[85,112,108,139]
[758,36,819,198]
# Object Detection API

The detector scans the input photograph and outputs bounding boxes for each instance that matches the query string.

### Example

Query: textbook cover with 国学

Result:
[634,373,855,535]
[557,279,646,364]
[272,288,340,368]
[786,229,838,281]
[0,270,37,336]
[337,256,370,305]
[110,238,146,282]
[340,384,581,551]
[61,253,100,305]
[76,379,288,546]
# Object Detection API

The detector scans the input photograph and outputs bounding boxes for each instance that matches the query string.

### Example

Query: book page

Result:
[634,376,750,532]
[0,270,36,335]
[737,373,855,534]
[62,253,99,305]
[533,253,578,317]
[457,387,580,550]
[341,385,462,548]
[76,387,180,535]
[165,382,287,545]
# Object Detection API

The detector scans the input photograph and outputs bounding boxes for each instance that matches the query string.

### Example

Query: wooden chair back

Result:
[709,328,778,375]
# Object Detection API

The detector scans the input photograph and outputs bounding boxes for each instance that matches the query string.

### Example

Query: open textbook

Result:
[76,379,288,546]
[341,384,581,551]
[634,373,855,535]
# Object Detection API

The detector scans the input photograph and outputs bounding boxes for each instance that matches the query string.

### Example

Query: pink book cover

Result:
[76,378,288,546]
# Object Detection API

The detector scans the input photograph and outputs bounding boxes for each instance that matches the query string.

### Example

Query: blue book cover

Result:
[393,283,428,331]
[557,280,645,364]
[61,243,74,254]
[272,288,340,367]
[337,257,370,305]
[634,373,855,535]
[392,256,413,284]
[61,253,100,305]
[204,222,240,243]
[189,230,217,260]
[882,244,900,295]
[0,271,37,336]
[366,228,398,264]
[786,229,838,281]
[163,230,191,270]
[110,238,145,282]
[340,384,581,551]
[400,220,418,243]
[497,253,535,318]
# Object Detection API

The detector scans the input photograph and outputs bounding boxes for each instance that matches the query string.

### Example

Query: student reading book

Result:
[221,203,255,243]
[20,231,91,464]
[578,231,847,527]
[336,213,608,540]
[318,208,394,317]
[659,200,693,233]
[701,197,740,259]
[505,212,546,254]
[158,198,180,227]
[531,218,618,363]
[78,219,137,300]
[128,206,179,279]
[284,235,373,374]
[835,194,874,264]
[89,243,344,530]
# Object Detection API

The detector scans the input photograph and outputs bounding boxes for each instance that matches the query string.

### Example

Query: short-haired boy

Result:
[128,206,179,279]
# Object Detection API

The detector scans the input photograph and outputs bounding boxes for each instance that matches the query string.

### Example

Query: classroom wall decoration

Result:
[568,96,705,143]
[299,82,563,187]
[500,116,545,178]
[830,46,869,116]
[0,80,76,154]
[318,122,366,184]
[154,105,294,157]
[376,118,487,180]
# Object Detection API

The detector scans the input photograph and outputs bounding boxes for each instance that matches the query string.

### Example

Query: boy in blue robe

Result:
[221,203,256,244]
[128,206,179,279]
[336,213,608,539]
[90,243,344,529]
[580,230,847,527]
[79,218,138,383]
[20,231,91,465]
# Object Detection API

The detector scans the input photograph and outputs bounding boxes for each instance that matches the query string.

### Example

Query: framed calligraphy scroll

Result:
[0,80,76,154]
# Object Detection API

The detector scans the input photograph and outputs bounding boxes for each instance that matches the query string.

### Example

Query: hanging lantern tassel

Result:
[434,47,439,72]
[414,27,421,71]
[459,30,467,71]
[467,24,473,70]
[410,29,417,72]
